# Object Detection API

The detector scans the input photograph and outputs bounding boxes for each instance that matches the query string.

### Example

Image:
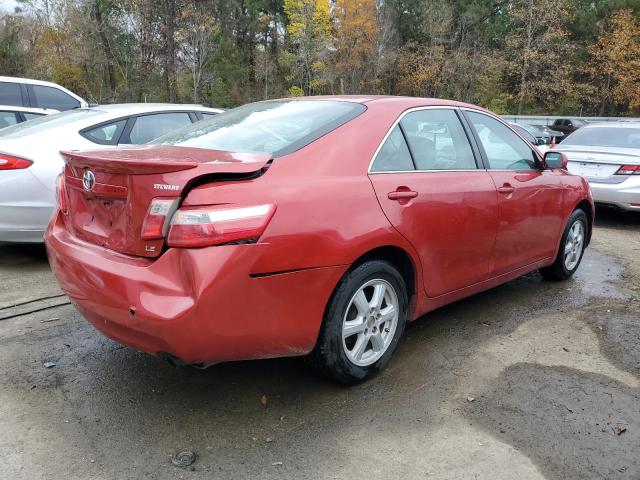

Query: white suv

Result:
[0,76,88,111]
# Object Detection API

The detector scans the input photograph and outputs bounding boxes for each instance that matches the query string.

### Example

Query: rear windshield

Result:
[153,100,366,156]
[563,126,640,148]
[0,108,102,139]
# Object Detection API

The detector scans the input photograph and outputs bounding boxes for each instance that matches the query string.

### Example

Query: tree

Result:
[505,0,574,114]
[283,0,331,94]
[586,9,640,115]
[332,0,377,94]
[179,4,218,103]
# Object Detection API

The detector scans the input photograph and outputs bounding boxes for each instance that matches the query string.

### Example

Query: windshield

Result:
[563,126,640,149]
[153,100,366,156]
[0,108,103,139]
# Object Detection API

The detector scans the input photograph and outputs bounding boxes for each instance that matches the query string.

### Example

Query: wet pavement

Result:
[0,207,639,479]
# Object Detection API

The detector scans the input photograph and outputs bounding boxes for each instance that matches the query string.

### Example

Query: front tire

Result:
[540,209,588,281]
[309,260,408,384]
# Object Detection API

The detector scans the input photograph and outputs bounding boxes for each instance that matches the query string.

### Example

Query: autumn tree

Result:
[282,0,331,95]
[505,0,573,114]
[332,0,377,94]
[586,9,640,115]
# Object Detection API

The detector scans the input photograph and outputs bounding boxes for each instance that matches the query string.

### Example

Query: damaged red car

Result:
[46,97,594,383]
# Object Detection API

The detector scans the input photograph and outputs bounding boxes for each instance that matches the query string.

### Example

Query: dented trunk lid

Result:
[61,145,271,257]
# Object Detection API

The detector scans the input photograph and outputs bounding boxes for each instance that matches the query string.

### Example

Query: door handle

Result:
[388,189,418,200]
[497,184,515,195]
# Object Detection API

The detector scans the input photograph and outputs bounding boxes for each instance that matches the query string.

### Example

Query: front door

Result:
[463,110,565,275]
[368,108,500,297]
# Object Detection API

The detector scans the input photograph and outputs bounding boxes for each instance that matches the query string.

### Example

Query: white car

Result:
[0,103,223,242]
[557,122,640,211]
[0,76,88,111]
[0,105,55,129]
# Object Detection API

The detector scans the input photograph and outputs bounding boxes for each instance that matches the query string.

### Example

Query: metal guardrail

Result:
[502,115,640,127]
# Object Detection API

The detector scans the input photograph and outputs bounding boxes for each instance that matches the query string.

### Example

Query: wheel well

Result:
[575,200,593,245]
[350,246,416,300]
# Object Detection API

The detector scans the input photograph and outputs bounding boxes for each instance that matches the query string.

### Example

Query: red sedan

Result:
[45,97,594,384]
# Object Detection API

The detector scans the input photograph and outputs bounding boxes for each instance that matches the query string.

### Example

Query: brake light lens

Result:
[615,165,640,175]
[141,198,178,240]
[0,153,32,170]
[55,173,68,215]
[167,204,276,248]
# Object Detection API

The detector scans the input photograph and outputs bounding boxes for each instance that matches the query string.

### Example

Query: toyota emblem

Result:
[82,170,96,192]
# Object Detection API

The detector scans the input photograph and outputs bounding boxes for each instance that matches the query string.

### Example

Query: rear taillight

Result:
[615,165,640,175]
[167,204,276,248]
[141,198,178,240]
[0,153,32,170]
[55,173,69,215]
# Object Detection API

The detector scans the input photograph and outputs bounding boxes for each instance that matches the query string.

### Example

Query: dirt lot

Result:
[1,208,639,480]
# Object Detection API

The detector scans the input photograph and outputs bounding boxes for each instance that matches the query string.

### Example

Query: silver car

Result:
[0,103,223,242]
[557,122,640,211]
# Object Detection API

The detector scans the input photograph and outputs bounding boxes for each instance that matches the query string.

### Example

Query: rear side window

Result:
[400,109,476,170]
[81,119,127,145]
[0,111,19,128]
[127,112,192,144]
[371,126,414,172]
[563,126,640,148]
[154,100,366,156]
[0,109,102,139]
[23,112,44,121]
[31,85,80,111]
[0,82,23,107]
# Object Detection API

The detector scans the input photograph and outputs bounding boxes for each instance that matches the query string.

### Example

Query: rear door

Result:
[368,107,499,297]
[463,110,565,275]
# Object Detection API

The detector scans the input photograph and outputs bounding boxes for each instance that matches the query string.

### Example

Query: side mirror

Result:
[544,151,568,170]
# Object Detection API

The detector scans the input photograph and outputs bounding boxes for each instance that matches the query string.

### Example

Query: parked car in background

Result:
[46,96,593,384]
[509,122,550,153]
[0,76,89,111]
[0,105,55,129]
[556,122,640,211]
[0,103,223,242]
[550,118,587,135]
[514,122,565,144]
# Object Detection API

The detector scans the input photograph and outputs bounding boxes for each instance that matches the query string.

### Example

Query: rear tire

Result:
[309,260,408,384]
[540,209,588,281]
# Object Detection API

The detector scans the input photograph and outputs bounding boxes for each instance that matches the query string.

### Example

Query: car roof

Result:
[0,105,56,114]
[580,121,640,129]
[271,95,490,111]
[0,76,69,87]
[89,103,224,115]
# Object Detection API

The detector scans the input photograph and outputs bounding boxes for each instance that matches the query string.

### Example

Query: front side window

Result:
[0,82,23,107]
[0,111,19,128]
[154,100,366,156]
[400,109,476,170]
[370,125,414,172]
[127,112,192,144]
[81,119,127,145]
[466,111,537,170]
[31,85,80,111]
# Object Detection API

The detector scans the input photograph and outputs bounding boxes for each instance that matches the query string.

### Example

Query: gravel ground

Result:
[0,207,638,480]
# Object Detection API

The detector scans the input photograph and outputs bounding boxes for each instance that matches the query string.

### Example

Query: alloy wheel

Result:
[341,279,399,367]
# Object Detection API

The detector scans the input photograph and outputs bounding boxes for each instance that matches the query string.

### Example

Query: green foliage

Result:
[0,15,25,76]
[0,0,637,115]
